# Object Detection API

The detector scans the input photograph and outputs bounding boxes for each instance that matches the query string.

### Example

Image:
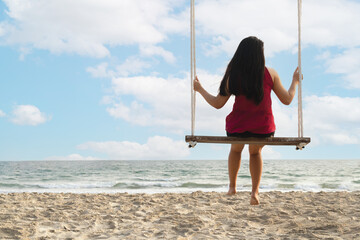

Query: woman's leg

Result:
[227,143,245,195]
[248,144,264,205]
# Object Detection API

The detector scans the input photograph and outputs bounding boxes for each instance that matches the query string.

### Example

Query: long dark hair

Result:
[219,36,265,105]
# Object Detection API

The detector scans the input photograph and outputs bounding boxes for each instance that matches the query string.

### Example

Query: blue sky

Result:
[0,0,359,161]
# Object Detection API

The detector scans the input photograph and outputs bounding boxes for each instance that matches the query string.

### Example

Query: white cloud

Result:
[272,95,360,146]
[323,48,360,89]
[195,0,296,56]
[303,95,360,145]
[11,105,51,126]
[0,22,5,37]
[194,0,360,57]
[77,136,190,160]
[86,62,111,78]
[262,146,282,160]
[316,51,331,61]
[44,154,101,161]
[87,57,150,79]
[0,0,187,58]
[107,75,188,130]
[115,57,151,77]
[18,46,32,61]
[0,109,6,117]
[302,0,360,48]
[139,45,176,63]
[1,0,360,60]
[107,101,151,127]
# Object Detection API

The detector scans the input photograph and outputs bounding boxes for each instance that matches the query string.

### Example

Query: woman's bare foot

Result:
[250,193,260,205]
[227,187,236,195]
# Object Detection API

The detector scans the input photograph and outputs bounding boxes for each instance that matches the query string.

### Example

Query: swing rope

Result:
[190,0,196,136]
[297,0,304,138]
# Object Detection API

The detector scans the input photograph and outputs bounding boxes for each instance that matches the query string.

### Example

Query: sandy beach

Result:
[0,191,359,239]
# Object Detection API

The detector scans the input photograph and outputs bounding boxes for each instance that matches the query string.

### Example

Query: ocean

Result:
[0,160,359,194]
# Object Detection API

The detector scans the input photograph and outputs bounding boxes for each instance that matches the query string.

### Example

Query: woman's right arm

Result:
[194,76,230,109]
[270,67,300,105]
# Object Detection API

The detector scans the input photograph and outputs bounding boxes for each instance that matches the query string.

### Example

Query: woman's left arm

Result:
[194,76,230,109]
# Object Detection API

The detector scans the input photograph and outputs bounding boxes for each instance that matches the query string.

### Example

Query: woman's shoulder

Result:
[265,67,278,83]
[266,66,277,76]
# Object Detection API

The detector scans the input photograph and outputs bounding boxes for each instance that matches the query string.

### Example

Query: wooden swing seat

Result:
[185,135,311,149]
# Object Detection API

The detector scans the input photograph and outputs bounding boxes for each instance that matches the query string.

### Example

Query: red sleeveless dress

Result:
[226,67,276,134]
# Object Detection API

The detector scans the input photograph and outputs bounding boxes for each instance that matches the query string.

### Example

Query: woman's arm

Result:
[194,76,230,109]
[269,67,300,105]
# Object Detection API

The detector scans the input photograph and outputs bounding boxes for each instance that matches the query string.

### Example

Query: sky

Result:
[0,0,359,161]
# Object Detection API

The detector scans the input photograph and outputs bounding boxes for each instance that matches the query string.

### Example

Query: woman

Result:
[194,36,300,205]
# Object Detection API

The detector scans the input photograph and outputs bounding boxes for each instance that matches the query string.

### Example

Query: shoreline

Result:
[1,188,359,194]
[1,191,359,239]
